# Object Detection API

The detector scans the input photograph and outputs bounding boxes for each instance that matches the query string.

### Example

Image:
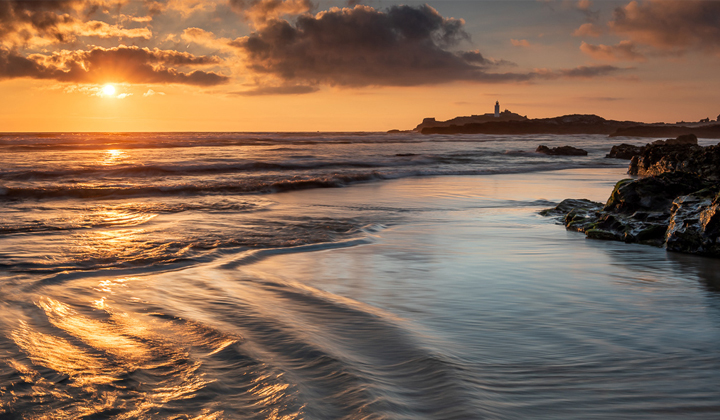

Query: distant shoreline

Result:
[402,113,720,138]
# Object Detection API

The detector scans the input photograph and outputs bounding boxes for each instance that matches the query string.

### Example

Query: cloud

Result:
[230,5,531,87]
[143,89,166,96]
[145,0,217,17]
[0,1,151,46]
[182,27,235,51]
[227,5,628,89]
[573,23,603,37]
[534,65,630,79]
[576,0,600,22]
[511,39,531,48]
[459,51,517,67]
[231,85,319,95]
[609,0,720,54]
[229,0,313,27]
[0,45,229,86]
[580,40,646,61]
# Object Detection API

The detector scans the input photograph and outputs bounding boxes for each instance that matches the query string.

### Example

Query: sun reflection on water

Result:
[101,149,126,166]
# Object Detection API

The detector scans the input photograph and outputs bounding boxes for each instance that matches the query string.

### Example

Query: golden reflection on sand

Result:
[250,373,302,420]
[38,297,153,363]
[7,294,232,418]
[10,320,118,388]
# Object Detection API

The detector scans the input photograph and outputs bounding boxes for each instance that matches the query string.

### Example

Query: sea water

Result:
[1,132,719,419]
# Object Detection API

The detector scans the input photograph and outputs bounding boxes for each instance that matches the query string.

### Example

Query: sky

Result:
[0,0,718,132]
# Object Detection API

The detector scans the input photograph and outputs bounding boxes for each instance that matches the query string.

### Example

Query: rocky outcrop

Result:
[536,145,588,156]
[651,133,699,146]
[606,143,643,159]
[542,173,711,247]
[628,137,720,180]
[543,138,720,258]
[606,134,699,160]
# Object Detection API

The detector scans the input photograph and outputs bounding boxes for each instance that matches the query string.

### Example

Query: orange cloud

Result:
[0,45,229,86]
[0,1,152,47]
[230,0,313,27]
[145,0,218,17]
[609,0,720,54]
[577,0,592,10]
[182,27,235,51]
[580,40,646,61]
[573,23,603,37]
[511,39,531,47]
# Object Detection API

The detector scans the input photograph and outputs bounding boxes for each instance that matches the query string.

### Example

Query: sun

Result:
[102,84,116,96]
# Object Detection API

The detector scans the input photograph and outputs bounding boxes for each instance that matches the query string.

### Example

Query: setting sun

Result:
[102,84,116,97]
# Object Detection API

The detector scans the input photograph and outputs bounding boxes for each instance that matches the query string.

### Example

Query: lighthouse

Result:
[494,101,500,118]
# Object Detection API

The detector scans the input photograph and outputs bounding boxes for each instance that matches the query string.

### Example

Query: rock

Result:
[539,198,601,218]
[607,135,699,161]
[665,188,720,257]
[540,173,716,253]
[536,145,588,156]
[651,133,698,146]
[542,138,720,258]
[603,172,708,215]
[606,143,643,159]
[629,142,720,180]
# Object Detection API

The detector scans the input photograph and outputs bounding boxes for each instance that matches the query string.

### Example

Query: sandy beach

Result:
[6,165,720,418]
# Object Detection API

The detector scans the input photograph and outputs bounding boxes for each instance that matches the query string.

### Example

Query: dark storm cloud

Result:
[610,0,720,53]
[0,45,229,86]
[230,5,624,88]
[230,4,537,87]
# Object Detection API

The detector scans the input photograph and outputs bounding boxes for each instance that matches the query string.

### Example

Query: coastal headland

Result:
[406,111,720,138]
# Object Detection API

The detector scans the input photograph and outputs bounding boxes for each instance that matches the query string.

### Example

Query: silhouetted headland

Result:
[406,106,720,137]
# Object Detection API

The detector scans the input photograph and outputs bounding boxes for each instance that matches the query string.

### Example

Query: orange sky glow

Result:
[0,0,718,132]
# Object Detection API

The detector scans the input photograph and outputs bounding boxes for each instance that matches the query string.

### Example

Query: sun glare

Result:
[102,84,116,97]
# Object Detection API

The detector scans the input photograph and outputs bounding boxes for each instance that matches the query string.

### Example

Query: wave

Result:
[0,199,267,235]
[0,160,608,203]
[0,147,606,182]
[0,172,388,201]
[0,159,418,181]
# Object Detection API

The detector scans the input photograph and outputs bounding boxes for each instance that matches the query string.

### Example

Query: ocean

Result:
[1,132,720,419]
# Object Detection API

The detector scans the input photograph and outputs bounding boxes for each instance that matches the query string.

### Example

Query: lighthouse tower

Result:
[494,101,500,118]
